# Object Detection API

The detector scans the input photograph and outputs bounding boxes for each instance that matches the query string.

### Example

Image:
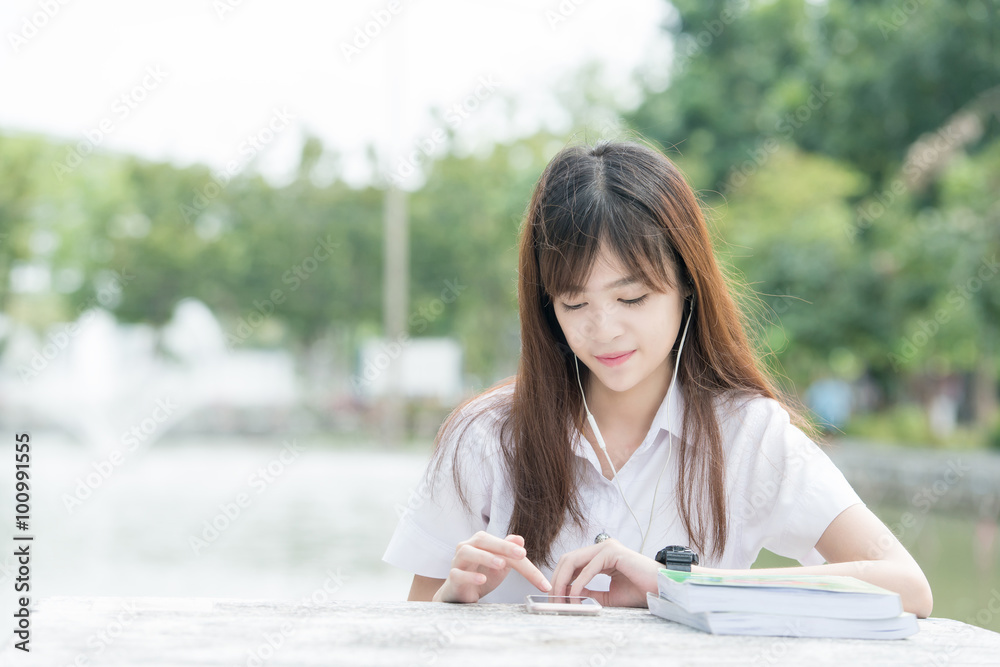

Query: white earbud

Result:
[586,413,608,453]
[574,297,695,553]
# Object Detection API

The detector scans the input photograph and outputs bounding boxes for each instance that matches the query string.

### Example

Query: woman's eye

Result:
[561,294,648,311]
[622,294,649,307]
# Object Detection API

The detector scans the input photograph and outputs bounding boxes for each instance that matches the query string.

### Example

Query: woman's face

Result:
[552,245,687,397]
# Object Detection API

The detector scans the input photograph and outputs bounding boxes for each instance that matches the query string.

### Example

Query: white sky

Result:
[0,0,672,187]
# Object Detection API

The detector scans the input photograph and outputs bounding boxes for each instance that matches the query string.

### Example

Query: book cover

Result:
[657,570,904,619]
[647,593,919,639]
[661,570,898,594]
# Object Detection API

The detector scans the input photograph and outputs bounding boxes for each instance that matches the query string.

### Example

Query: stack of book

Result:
[647,569,919,639]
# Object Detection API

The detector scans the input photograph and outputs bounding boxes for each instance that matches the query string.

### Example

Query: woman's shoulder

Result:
[439,377,516,450]
[711,388,798,448]
[712,388,826,477]
[458,377,516,423]
[715,388,788,418]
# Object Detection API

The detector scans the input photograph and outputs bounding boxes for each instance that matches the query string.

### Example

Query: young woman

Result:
[382,139,933,616]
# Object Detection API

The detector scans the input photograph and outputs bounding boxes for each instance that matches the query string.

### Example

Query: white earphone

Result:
[574,295,695,554]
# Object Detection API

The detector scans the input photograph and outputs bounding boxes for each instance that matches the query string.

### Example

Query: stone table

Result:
[2,597,999,666]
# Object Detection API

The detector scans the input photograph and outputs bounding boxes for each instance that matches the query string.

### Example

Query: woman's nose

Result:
[582,302,625,343]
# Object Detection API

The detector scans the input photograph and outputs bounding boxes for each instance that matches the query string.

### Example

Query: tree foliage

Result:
[1,0,997,419]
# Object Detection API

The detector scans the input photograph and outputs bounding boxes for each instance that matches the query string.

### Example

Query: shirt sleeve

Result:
[382,410,499,579]
[733,397,864,566]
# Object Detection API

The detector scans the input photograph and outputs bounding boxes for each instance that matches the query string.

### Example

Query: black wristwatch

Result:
[655,545,699,571]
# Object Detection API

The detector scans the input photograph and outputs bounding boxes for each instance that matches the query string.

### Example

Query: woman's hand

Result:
[433,532,552,603]
[550,538,660,608]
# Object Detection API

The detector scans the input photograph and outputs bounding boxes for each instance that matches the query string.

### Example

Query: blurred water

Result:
[0,433,426,605]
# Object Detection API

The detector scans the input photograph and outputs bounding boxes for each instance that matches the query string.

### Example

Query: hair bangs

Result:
[536,192,679,301]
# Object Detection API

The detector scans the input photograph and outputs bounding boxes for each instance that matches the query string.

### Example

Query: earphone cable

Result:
[639,302,693,553]
[574,299,695,555]
[575,354,644,539]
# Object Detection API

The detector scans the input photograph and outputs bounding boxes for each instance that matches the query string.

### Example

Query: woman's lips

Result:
[595,350,635,367]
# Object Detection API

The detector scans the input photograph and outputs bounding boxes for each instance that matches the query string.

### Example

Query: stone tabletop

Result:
[3,597,999,666]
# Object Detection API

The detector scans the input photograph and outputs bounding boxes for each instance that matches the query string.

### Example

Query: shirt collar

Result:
[570,376,685,458]
[651,375,686,441]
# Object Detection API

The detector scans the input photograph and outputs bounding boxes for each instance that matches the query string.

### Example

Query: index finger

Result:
[509,554,552,592]
[550,543,602,596]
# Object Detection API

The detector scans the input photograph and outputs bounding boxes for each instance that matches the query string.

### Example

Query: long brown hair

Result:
[428,139,809,568]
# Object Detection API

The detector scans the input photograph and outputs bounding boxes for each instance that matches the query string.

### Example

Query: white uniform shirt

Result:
[382,380,863,603]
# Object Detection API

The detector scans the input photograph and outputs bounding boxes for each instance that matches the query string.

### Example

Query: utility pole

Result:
[382,184,408,447]
[381,16,408,448]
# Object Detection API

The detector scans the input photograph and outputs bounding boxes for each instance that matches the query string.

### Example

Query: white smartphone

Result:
[525,595,602,615]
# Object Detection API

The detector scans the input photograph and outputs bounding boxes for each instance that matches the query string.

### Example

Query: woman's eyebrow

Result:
[563,276,639,295]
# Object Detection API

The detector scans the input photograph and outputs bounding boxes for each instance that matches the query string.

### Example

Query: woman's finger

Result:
[460,532,549,591]
[549,559,572,597]
[551,543,602,596]
[549,556,576,597]
[508,552,552,592]
[580,587,608,607]
[461,531,529,562]
[568,552,610,598]
[452,543,514,572]
[438,567,489,603]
